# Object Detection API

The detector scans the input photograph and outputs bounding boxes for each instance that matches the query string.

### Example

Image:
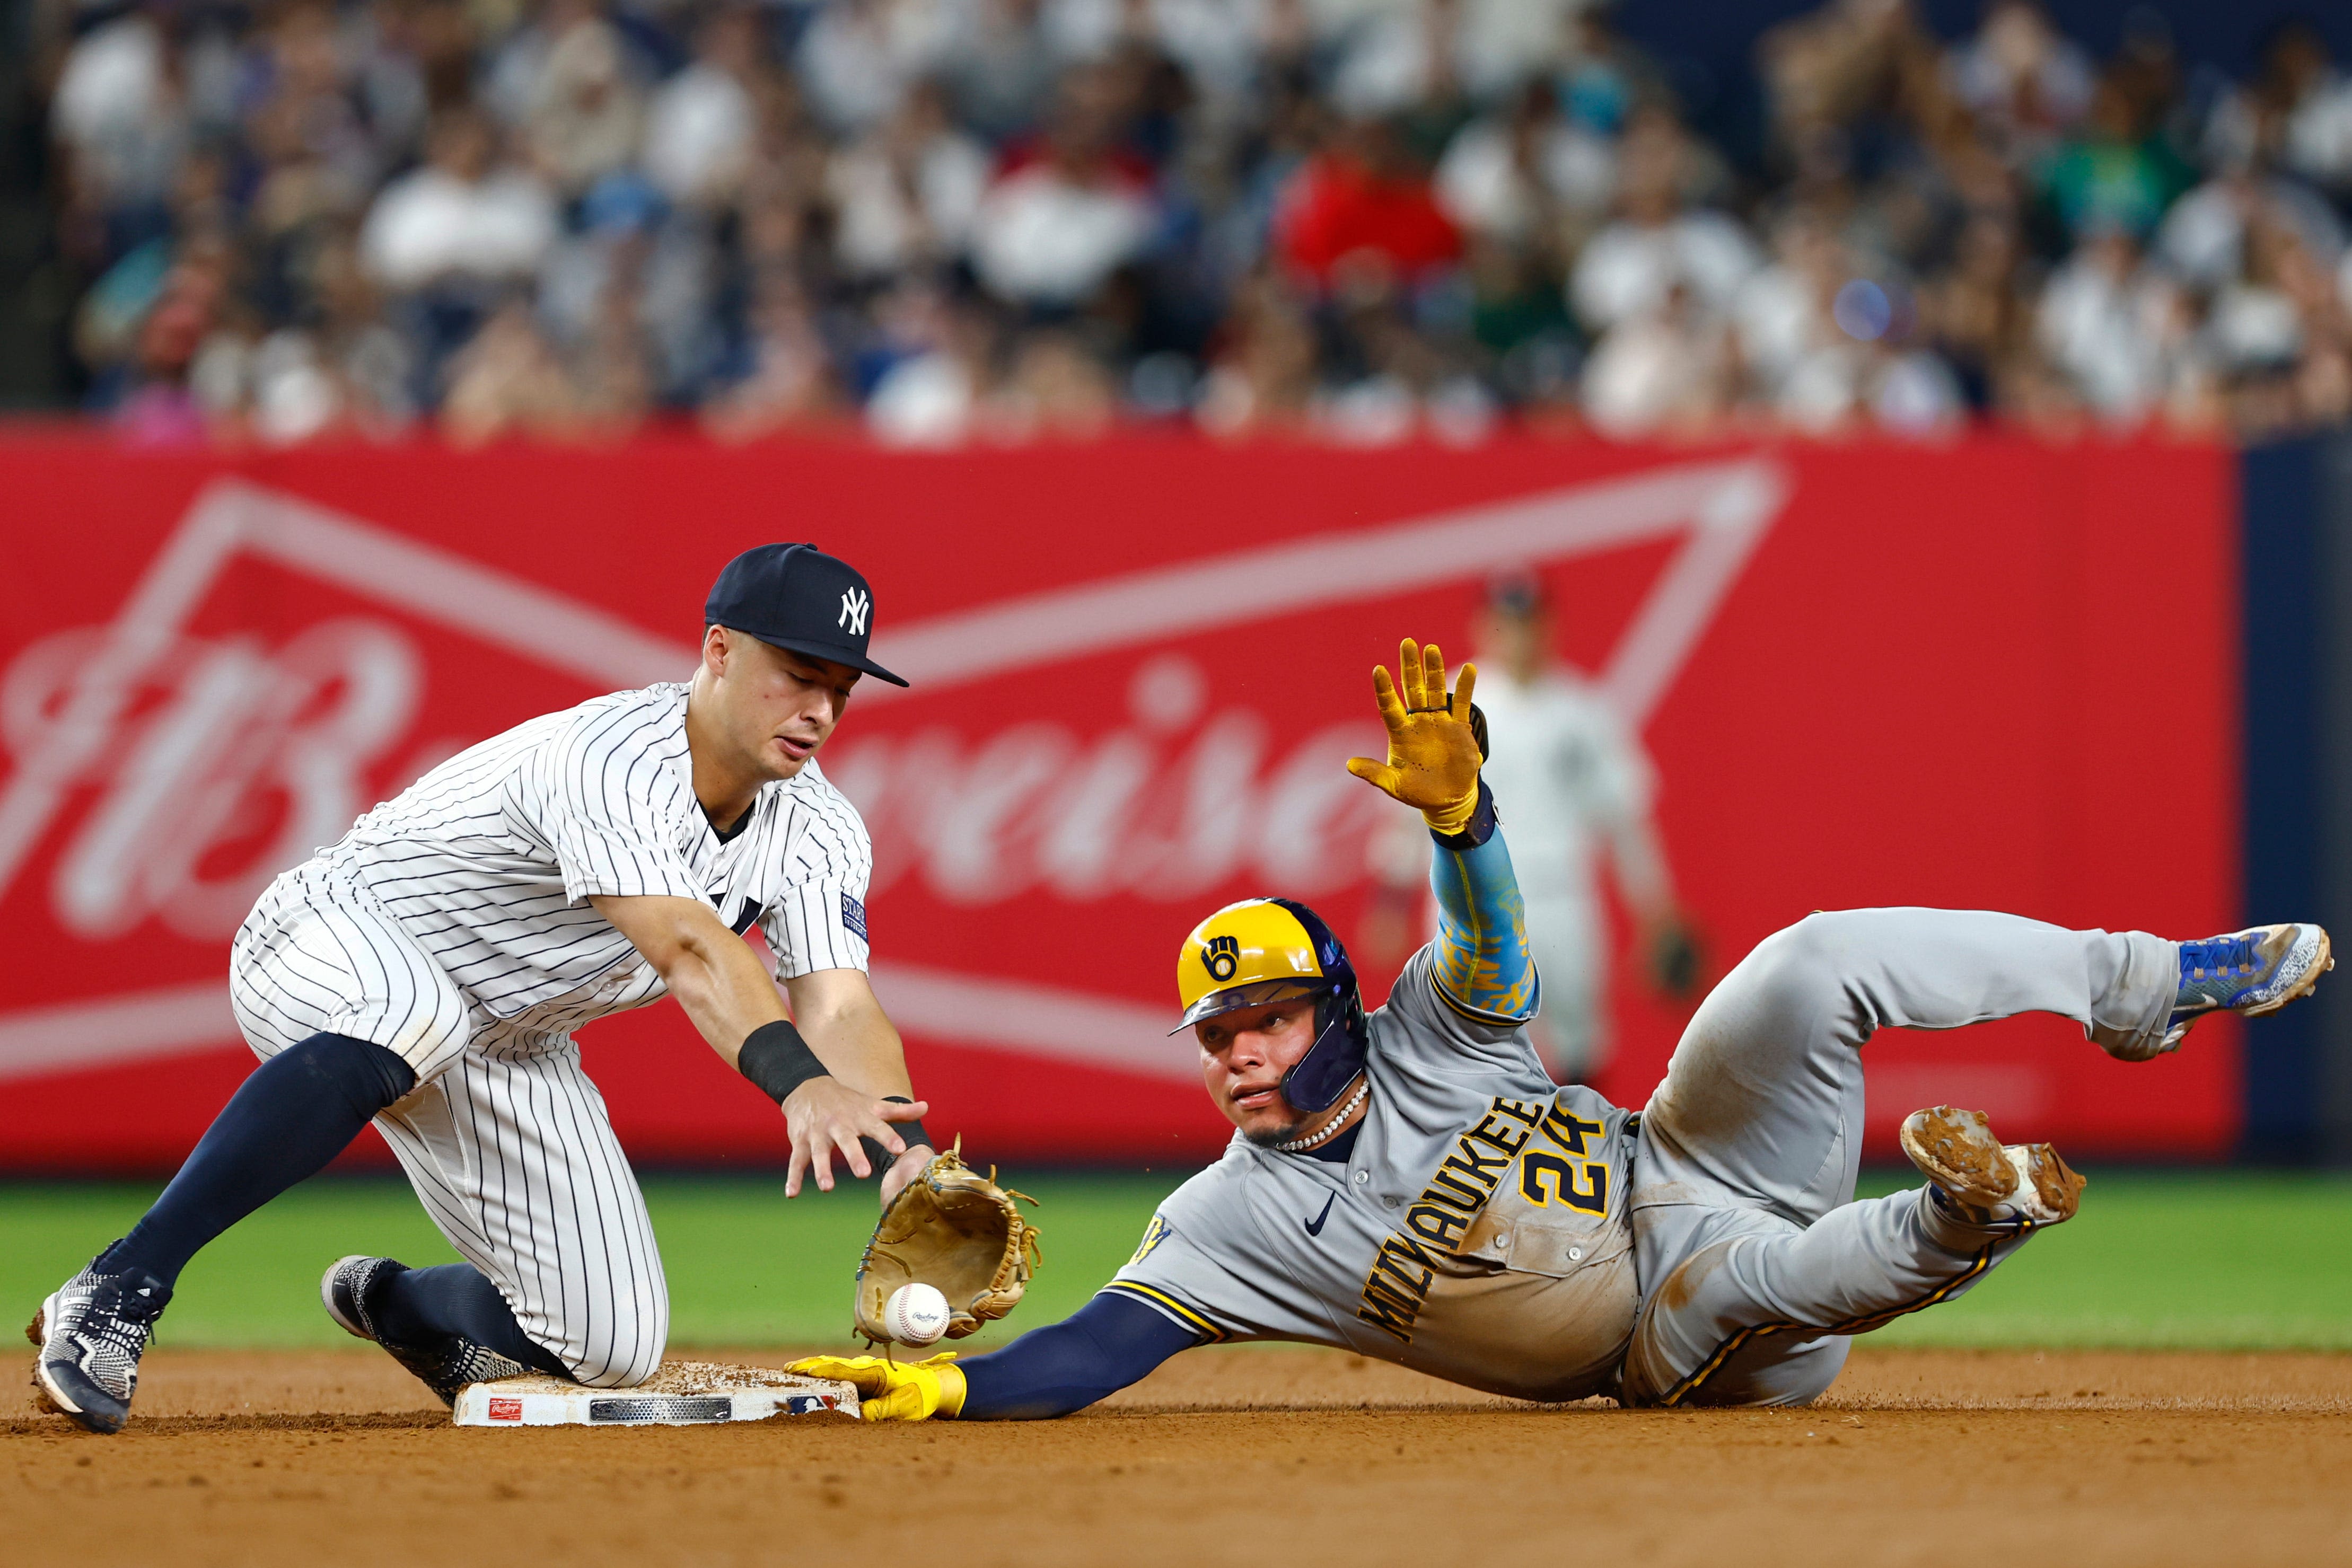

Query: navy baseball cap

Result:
[704,543,910,687]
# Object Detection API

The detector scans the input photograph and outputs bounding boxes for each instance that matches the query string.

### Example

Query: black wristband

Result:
[861,1095,934,1172]
[737,1019,829,1104]
[1431,778,1498,851]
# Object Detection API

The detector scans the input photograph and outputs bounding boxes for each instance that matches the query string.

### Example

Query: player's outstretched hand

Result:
[786,1353,962,1421]
[782,1080,931,1196]
[1345,637,1484,834]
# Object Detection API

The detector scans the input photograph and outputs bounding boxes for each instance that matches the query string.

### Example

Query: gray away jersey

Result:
[1109,947,1640,1402]
[327,682,872,1049]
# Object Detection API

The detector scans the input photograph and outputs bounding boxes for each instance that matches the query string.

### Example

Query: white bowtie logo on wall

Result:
[839,588,871,635]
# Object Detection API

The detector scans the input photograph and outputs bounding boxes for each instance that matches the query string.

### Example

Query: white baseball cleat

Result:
[1899,1105,2086,1229]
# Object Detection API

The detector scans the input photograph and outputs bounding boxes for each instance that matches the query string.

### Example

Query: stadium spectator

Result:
[50,4,189,263]
[523,6,647,198]
[940,0,1060,143]
[1434,82,1618,250]
[1570,109,1756,335]
[1275,115,1460,287]
[969,66,1158,307]
[703,270,844,439]
[795,0,955,136]
[1579,276,1730,437]
[2206,21,2352,203]
[361,106,557,292]
[2034,71,2195,244]
[438,295,582,443]
[829,81,992,280]
[1946,0,2095,161]
[643,5,766,208]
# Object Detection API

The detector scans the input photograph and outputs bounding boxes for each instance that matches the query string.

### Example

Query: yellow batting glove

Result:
[785,1353,967,1421]
[1345,638,1483,835]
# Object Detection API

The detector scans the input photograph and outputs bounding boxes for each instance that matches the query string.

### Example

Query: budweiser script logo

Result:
[1,616,451,940]
[0,461,1787,1081]
[828,654,1387,905]
[0,623,1377,933]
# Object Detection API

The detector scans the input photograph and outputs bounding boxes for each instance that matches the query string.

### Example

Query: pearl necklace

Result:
[1272,1076,1370,1152]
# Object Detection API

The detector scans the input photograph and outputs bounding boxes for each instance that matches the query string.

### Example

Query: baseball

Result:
[883,1282,951,1346]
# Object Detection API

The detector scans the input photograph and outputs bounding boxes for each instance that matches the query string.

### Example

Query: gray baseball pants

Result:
[1618,908,2178,1407]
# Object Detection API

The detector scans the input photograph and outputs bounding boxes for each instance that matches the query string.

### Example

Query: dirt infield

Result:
[9,1346,2350,1567]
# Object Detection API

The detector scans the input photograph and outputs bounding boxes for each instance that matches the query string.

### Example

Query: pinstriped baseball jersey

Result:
[330,681,870,1046]
[1107,947,1640,1403]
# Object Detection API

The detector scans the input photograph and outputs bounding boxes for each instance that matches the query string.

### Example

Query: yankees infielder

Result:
[796,638,2331,1419]
[32,543,932,1433]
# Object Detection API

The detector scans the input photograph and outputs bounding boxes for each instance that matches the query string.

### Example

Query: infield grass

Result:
[3,1170,2348,1352]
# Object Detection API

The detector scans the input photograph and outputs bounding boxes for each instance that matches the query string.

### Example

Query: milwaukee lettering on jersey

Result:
[1356,1094,1546,1342]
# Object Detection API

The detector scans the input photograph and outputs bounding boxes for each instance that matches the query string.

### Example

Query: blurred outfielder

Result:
[1365,575,1696,1082]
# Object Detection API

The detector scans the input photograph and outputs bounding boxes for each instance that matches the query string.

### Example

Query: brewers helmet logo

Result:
[1202,935,1241,982]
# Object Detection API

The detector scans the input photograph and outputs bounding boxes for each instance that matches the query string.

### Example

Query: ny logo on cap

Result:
[838,586,870,635]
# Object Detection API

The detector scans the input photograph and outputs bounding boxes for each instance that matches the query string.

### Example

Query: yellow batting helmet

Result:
[1173,897,1368,1112]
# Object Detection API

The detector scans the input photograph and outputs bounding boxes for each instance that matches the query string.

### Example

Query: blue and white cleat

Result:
[27,1253,171,1434]
[2140,923,2335,1059]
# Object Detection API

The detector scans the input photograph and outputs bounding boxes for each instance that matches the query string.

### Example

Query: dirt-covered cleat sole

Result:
[1899,1106,2016,1209]
[2152,923,2335,1057]
[28,1305,74,1423]
[1899,1105,2084,1228]
[2012,1141,2088,1224]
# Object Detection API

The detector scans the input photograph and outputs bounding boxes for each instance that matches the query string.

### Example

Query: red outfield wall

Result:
[0,431,2238,1172]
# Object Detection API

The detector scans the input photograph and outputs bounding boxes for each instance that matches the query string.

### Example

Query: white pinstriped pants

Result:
[229,860,669,1388]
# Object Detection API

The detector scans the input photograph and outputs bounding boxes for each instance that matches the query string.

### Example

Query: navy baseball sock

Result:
[366,1264,572,1378]
[98,1032,418,1288]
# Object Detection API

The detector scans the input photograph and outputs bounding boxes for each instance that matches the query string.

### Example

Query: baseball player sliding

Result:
[797,638,2331,1417]
[32,544,934,1434]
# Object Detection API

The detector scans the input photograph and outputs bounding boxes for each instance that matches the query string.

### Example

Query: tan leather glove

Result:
[784,1352,966,1421]
[852,1144,1040,1344]
[1345,638,1483,835]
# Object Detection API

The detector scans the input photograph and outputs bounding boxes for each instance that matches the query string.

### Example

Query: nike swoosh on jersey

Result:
[1302,1193,1336,1237]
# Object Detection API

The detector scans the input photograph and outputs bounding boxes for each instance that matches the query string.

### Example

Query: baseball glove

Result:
[853,1142,1041,1345]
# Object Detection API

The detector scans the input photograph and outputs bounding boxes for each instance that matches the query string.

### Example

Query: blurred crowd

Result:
[31,0,2352,446]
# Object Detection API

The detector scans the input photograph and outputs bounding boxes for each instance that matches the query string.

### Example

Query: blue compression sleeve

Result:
[1428,783,1540,1024]
[955,1290,1201,1420]
[100,1032,417,1287]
